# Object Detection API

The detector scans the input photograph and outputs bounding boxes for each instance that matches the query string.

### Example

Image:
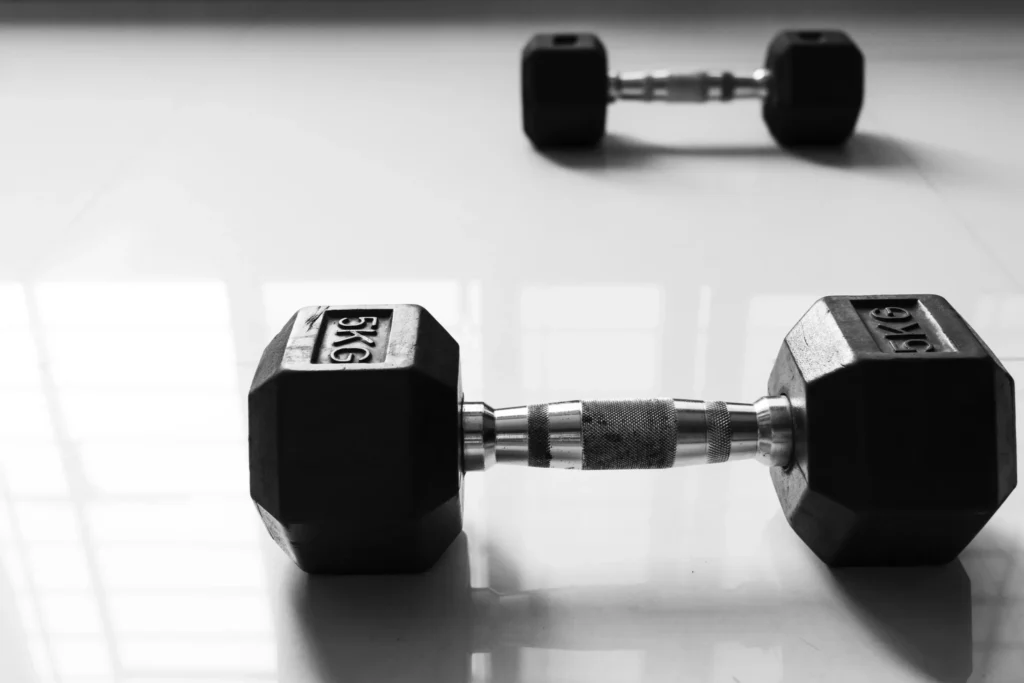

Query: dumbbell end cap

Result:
[769,294,1016,566]
[762,30,864,147]
[522,32,609,148]
[249,305,465,574]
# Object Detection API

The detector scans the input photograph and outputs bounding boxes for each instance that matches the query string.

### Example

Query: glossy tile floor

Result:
[1,6,1023,682]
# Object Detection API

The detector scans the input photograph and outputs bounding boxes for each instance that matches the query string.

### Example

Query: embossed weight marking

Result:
[329,316,381,363]
[853,300,955,355]
[871,306,935,353]
[312,310,393,364]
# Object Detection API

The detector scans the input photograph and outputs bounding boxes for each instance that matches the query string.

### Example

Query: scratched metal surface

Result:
[0,5,1022,682]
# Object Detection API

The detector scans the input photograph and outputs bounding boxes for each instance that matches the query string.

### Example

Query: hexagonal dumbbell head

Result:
[769,295,1016,566]
[521,33,609,148]
[762,30,864,147]
[249,305,463,574]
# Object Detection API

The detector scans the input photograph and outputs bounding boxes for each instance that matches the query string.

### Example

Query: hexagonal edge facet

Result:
[248,312,297,522]
[993,361,1018,506]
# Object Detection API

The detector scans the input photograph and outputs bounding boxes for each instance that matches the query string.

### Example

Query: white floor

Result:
[0,10,1022,683]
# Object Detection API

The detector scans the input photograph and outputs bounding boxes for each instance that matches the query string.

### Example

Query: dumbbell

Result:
[521,30,864,149]
[249,295,1016,574]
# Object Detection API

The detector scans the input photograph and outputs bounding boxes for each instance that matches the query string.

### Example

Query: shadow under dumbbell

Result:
[789,132,920,170]
[541,131,918,172]
[828,563,973,683]
[540,133,782,170]
[759,512,974,683]
[953,527,1021,683]
[290,534,477,683]
[291,524,977,683]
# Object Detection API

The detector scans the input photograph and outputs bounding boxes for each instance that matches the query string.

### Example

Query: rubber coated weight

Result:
[768,295,1015,566]
[249,305,463,574]
[762,30,864,146]
[249,295,1015,574]
[521,33,608,148]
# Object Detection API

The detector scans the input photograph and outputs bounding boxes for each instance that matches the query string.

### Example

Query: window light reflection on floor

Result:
[0,280,276,682]
[520,284,664,399]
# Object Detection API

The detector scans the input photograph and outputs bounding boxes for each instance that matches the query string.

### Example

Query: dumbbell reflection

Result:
[284,533,974,683]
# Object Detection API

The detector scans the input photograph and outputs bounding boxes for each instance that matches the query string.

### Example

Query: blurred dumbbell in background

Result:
[521,30,864,148]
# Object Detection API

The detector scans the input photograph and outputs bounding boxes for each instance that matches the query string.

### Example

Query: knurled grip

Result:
[527,403,551,467]
[523,399,677,469]
[705,400,732,464]
[580,399,677,469]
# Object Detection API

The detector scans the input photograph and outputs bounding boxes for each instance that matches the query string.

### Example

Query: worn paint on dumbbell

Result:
[313,310,393,364]
[853,300,955,354]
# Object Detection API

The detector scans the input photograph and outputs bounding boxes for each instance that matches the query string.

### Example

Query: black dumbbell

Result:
[249,295,1016,574]
[521,30,865,149]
